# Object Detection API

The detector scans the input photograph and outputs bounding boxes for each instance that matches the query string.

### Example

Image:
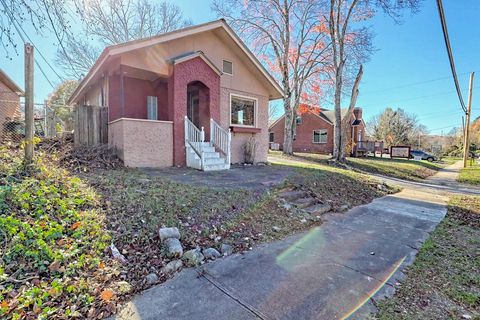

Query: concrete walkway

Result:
[112,161,473,320]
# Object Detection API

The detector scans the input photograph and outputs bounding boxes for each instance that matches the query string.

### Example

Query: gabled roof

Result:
[269,108,333,130]
[170,51,222,76]
[0,69,24,96]
[68,19,283,104]
[322,108,350,123]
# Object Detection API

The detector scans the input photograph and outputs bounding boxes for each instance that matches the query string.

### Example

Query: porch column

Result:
[120,65,125,118]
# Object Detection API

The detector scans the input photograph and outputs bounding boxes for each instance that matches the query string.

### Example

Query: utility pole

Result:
[463,72,475,168]
[24,43,34,163]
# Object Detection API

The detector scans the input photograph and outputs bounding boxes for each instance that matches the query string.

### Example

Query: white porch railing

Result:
[210,118,231,167]
[184,116,205,169]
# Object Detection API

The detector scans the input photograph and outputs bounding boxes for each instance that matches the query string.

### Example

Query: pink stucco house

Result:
[68,19,283,170]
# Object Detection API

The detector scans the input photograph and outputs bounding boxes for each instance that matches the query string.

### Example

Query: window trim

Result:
[222,59,233,75]
[229,93,258,128]
[269,132,274,143]
[312,129,328,144]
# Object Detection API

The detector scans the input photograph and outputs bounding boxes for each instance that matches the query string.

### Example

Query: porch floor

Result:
[141,164,294,190]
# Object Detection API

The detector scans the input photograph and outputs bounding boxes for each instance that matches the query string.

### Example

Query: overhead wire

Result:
[0,0,57,89]
[362,71,474,95]
[436,0,467,113]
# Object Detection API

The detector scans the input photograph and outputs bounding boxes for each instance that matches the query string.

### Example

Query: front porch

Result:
[105,53,230,170]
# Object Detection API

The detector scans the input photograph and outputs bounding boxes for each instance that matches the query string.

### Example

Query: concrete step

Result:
[304,203,332,215]
[203,152,220,159]
[204,157,226,166]
[203,163,230,171]
[279,190,310,201]
[292,197,317,209]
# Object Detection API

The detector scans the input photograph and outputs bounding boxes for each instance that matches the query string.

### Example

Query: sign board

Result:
[390,146,411,159]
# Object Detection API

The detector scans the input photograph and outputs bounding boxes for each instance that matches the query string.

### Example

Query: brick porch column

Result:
[170,57,221,167]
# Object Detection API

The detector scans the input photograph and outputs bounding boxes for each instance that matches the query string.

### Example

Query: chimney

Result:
[353,107,362,120]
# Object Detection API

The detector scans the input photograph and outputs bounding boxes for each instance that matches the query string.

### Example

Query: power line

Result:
[362,71,474,95]
[362,86,479,110]
[6,8,64,82]
[0,0,57,89]
[436,0,467,113]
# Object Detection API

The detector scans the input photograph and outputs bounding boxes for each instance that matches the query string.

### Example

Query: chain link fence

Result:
[0,98,70,147]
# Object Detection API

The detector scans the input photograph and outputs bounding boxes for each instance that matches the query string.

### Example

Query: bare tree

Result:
[326,0,421,162]
[0,0,71,58]
[56,0,192,77]
[213,0,331,155]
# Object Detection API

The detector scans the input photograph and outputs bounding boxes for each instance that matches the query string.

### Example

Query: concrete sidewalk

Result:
[111,162,465,320]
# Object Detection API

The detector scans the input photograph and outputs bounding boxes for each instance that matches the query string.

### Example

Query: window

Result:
[223,60,233,75]
[269,132,274,143]
[313,129,327,143]
[230,95,256,127]
[147,96,158,120]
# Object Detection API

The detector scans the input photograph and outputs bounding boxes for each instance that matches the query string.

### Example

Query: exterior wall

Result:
[220,88,269,163]
[170,57,221,166]
[269,112,334,154]
[0,81,20,127]
[120,31,270,98]
[108,75,169,122]
[109,118,173,167]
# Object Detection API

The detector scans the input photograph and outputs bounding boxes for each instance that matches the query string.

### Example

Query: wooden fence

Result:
[73,105,108,146]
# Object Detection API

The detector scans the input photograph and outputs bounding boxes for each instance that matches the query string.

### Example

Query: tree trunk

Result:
[283,98,295,155]
[341,65,363,160]
[333,65,343,161]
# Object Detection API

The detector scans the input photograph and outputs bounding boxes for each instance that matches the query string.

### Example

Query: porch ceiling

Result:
[118,64,168,82]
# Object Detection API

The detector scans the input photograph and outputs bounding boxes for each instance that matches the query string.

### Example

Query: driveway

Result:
[112,161,475,320]
[141,164,293,190]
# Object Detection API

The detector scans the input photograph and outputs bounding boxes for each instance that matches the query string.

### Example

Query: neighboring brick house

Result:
[269,107,365,155]
[0,69,24,130]
[68,19,283,170]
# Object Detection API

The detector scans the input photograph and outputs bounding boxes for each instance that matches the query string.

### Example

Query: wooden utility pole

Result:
[24,43,34,163]
[463,72,475,168]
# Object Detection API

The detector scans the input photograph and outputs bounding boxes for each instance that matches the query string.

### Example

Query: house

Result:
[68,19,283,170]
[0,69,23,135]
[268,107,365,155]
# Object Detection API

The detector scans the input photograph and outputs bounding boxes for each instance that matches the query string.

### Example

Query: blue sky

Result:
[1,0,478,135]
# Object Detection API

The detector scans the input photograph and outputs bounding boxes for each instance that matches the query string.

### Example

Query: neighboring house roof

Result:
[269,107,364,130]
[68,19,283,104]
[268,108,333,130]
[322,108,349,123]
[0,69,24,96]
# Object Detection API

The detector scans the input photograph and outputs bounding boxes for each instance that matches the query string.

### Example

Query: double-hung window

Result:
[230,95,256,127]
[313,129,327,143]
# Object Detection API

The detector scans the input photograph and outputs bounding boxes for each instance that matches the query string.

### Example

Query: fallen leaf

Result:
[1,300,8,308]
[71,221,81,230]
[100,289,115,302]
[49,261,62,273]
[99,261,106,269]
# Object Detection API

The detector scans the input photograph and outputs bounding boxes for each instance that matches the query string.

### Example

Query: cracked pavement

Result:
[111,161,477,320]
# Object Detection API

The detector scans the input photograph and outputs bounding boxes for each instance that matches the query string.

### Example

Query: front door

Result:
[187,89,200,128]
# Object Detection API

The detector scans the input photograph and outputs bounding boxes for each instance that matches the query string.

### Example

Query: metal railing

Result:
[210,118,231,166]
[184,116,205,168]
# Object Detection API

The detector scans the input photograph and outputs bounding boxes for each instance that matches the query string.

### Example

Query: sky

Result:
[0,0,479,135]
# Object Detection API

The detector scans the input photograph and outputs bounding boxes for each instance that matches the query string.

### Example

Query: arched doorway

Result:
[187,81,210,138]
